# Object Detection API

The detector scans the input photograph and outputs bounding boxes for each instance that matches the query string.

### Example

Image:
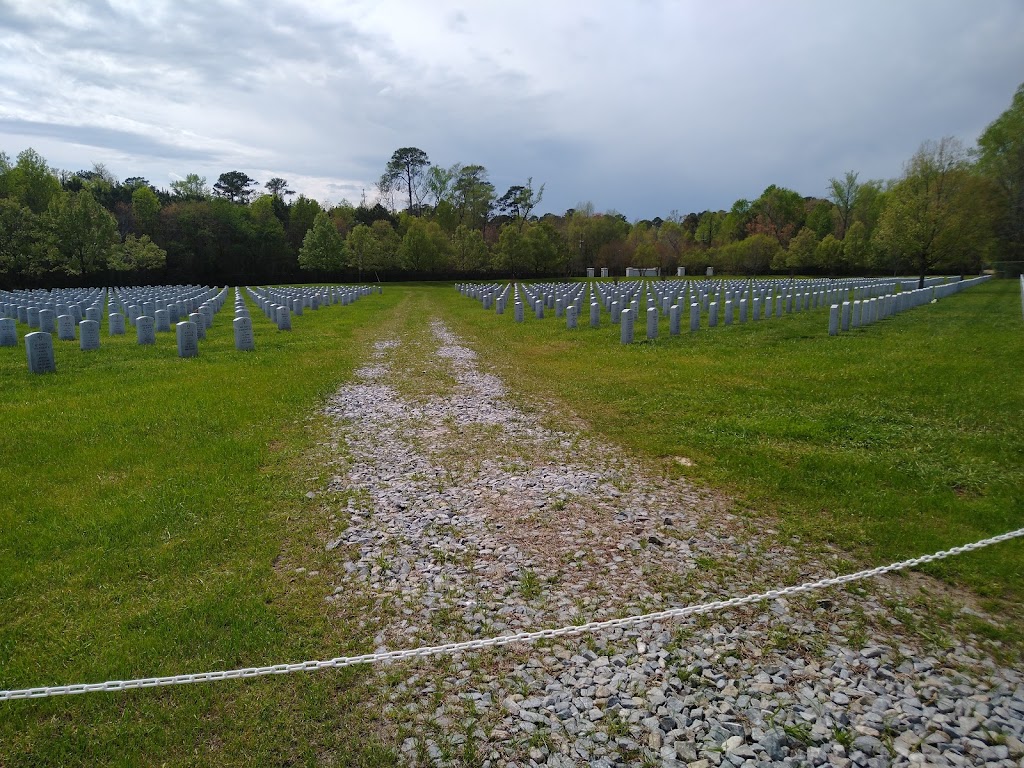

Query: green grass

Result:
[441,280,1024,624]
[0,288,400,766]
[2,279,1022,763]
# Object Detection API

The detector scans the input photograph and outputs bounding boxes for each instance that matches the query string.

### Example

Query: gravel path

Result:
[319,321,1023,767]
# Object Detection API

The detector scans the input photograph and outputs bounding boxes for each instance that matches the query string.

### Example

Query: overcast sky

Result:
[1,0,1022,219]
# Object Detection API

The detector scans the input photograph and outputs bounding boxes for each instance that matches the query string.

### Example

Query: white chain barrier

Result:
[3,527,1022,702]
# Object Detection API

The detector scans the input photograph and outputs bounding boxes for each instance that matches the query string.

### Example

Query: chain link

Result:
[3,527,1021,702]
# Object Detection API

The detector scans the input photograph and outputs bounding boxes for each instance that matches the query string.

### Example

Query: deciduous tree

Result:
[873,137,995,286]
[298,210,347,272]
[976,81,1024,268]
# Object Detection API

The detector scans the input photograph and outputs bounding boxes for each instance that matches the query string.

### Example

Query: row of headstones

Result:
[14,315,208,372]
[458,277,955,327]
[111,285,225,331]
[2,287,107,329]
[827,275,991,335]
[518,279,835,328]
[247,284,379,331]
[5,287,230,372]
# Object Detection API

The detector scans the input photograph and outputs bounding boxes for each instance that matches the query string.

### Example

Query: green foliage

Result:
[496,177,545,228]
[108,233,167,272]
[815,233,843,276]
[399,217,450,272]
[42,188,120,275]
[0,198,42,279]
[298,209,347,272]
[213,170,257,204]
[872,137,996,283]
[250,194,293,278]
[383,147,430,213]
[806,200,835,240]
[976,81,1024,265]
[130,184,161,235]
[346,223,378,278]
[749,185,805,246]
[452,164,495,232]
[829,171,861,239]
[775,226,819,273]
[450,223,488,272]
[695,210,725,246]
[287,194,322,251]
[6,148,61,214]
[170,172,210,201]
[715,233,779,275]
[842,221,871,273]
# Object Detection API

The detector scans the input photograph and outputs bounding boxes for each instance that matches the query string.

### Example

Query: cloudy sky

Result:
[1,0,1022,219]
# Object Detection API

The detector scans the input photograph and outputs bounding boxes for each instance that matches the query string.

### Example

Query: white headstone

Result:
[189,312,205,340]
[155,309,171,332]
[0,317,16,346]
[25,331,56,373]
[38,309,55,334]
[79,319,100,350]
[137,315,156,344]
[109,313,125,335]
[276,305,291,330]
[176,321,199,358]
[57,314,75,341]
[233,316,255,351]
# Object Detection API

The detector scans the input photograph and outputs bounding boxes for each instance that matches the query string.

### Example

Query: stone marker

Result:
[829,304,840,336]
[534,299,544,319]
[0,317,16,347]
[276,305,291,330]
[611,301,620,324]
[852,300,862,328]
[590,302,600,328]
[57,314,75,341]
[514,301,524,323]
[841,301,851,331]
[669,304,680,335]
[620,308,634,344]
[79,320,100,350]
[690,302,700,332]
[25,331,56,373]
[38,309,55,334]
[137,315,156,344]
[708,301,718,327]
[155,309,170,332]
[187,312,205,340]
[566,305,577,329]
[724,300,733,326]
[646,307,658,339]
[109,313,125,335]
[176,321,199,358]
[233,316,255,351]
[27,306,40,328]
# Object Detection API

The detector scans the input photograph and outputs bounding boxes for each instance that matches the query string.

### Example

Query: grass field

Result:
[1,279,1022,765]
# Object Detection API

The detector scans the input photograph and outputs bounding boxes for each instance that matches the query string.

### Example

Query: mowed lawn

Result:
[0,289,402,766]
[1,279,1022,765]
[441,280,1024,616]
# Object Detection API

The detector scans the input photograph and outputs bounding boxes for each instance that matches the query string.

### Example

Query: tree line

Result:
[1,81,1021,288]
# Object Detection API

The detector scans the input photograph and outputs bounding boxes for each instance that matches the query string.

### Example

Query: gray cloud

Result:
[0,0,1022,217]
[0,118,220,162]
